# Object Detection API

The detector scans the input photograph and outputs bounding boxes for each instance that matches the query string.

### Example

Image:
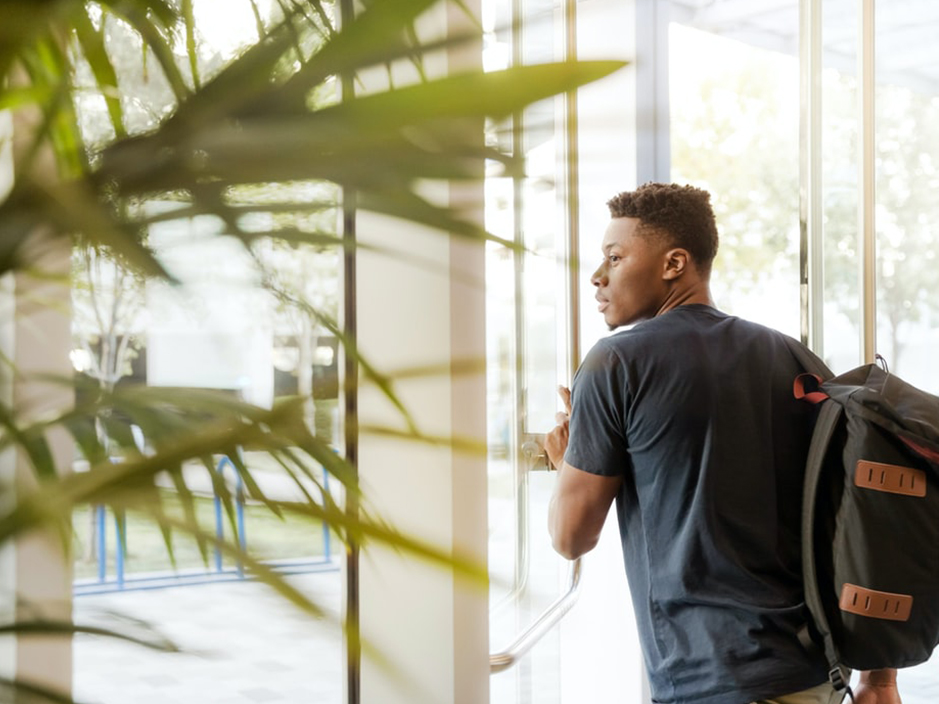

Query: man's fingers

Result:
[555,411,569,425]
[543,424,569,470]
[558,385,572,414]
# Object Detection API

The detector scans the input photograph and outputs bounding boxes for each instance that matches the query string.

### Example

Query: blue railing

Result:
[213,455,247,576]
[74,455,338,596]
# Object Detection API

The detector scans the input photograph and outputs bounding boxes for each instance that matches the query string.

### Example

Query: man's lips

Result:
[596,294,609,312]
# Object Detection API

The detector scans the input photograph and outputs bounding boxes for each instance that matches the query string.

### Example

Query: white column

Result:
[0,109,74,699]
[0,107,15,697]
[355,3,488,704]
[356,206,487,704]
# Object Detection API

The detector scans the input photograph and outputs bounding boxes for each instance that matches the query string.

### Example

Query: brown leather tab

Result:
[839,583,913,622]
[855,460,926,497]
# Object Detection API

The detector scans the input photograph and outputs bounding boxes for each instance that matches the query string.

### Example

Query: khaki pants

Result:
[751,681,845,704]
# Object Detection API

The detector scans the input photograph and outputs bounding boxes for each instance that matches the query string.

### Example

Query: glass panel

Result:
[484,6,523,702]
[485,190,523,704]
[70,3,344,702]
[874,2,939,394]
[485,2,565,702]
[520,0,564,435]
[517,7,565,694]
[873,1,939,698]
[670,16,802,337]
[821,0,862,371]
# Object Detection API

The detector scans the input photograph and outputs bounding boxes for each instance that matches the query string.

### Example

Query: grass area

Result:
[72,491,334,581]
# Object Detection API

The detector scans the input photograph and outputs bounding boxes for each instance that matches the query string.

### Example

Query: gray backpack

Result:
[787,339,939,691]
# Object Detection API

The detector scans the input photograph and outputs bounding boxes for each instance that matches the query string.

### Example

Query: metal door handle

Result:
[491,432,555,616]
[521,432,553,472]
[489,556,583,673]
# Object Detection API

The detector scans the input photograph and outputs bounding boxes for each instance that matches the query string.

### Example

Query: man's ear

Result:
[662,248,690,280]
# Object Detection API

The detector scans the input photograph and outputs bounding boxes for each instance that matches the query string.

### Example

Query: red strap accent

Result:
[794,373,829,404]
[900,435,939,465]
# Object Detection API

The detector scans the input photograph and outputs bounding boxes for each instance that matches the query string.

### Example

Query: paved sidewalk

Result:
[74,571,343,704]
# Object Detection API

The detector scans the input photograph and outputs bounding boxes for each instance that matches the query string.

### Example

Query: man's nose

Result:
[591,266,606,287]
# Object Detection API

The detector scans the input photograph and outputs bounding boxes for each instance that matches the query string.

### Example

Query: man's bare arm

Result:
[544,385,621,560]
[548,462,621,559]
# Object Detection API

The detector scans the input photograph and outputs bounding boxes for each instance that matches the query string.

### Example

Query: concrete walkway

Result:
[74,571,343,704]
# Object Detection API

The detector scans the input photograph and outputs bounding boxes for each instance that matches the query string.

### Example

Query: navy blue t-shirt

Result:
[564,304,829,704]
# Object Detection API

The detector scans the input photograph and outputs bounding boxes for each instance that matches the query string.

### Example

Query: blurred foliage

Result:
[0,0,624,700]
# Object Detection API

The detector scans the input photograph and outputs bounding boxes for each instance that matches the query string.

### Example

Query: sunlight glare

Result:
[192,0,272,56]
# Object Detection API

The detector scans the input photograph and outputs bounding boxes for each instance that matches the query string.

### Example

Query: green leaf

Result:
[360,424,486,456]
[0,618,180,652]
[0,403,57,479]
[280,0,440,95]
[357,188,516,249]
[72,5,126,139]
[0,84,55,111]
[0,179,172,280]
[0,675,76,704]
[15,38,87,181]
[167,464,211,566]
[109,1,189,101]
[158,17,298,135]
[98,0,179,29]
[312,60,626,129]
[180,0,199,89]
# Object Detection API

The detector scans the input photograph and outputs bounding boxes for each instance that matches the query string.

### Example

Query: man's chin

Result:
[604,312,624,331]
[604,310,650,331]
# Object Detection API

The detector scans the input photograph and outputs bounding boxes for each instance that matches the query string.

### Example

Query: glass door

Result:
[484,3,573,703]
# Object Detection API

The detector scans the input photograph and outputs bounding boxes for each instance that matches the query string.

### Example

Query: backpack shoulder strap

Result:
[782,336,848,689]
[801,399,846,679]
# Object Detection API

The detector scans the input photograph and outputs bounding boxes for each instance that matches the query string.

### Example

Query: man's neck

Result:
[656,283,714,317]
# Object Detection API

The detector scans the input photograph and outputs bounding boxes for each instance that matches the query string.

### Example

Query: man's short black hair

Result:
[606,183,719,274]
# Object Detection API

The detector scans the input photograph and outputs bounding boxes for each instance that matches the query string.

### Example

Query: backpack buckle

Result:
[828,667,848,692]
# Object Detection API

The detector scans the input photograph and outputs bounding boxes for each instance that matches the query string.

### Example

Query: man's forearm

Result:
[853,669,901,704]
[548,460,621,560]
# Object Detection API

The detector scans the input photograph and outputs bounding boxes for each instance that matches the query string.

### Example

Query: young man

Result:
[543,183,901,704]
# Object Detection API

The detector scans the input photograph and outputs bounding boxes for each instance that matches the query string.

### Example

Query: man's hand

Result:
[544,386,572,470]
[853,670,902,704]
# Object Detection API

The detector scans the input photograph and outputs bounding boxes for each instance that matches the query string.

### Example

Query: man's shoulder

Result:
[600,304,734,348]
[588,304,807,362]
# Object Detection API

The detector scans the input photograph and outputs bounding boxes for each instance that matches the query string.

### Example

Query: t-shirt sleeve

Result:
[564,339,630,477]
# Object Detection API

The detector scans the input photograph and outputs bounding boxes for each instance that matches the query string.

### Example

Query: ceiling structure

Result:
[668,0,939,95]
